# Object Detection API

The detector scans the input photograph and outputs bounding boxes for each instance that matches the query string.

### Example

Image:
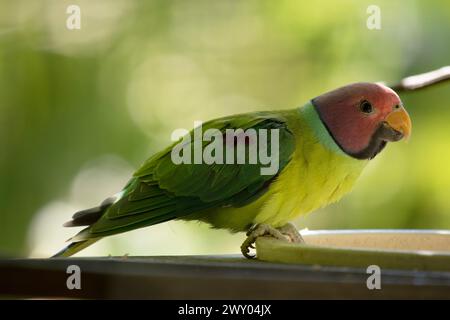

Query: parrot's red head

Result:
[312,82,412,160]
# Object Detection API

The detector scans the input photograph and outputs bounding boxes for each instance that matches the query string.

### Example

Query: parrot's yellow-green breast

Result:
[195,102,368,231]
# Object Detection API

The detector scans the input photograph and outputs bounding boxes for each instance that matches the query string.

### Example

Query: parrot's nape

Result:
[53,82,411,258]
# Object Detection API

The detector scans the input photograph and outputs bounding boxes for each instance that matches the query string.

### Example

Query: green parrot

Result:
[54,82,412,258]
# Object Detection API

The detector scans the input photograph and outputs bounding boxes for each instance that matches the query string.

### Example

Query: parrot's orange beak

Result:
[385,107,412,141]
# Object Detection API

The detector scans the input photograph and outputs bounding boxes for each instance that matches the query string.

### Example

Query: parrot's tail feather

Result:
[63,197,115,227]
[52,238,100,258]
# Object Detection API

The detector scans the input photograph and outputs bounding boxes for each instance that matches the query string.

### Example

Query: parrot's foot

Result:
[241,223,305,259]
[277,222,304,243]
[241,224,289,259]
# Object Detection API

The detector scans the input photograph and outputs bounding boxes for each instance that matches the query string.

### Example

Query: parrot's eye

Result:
[394,104,401,110]
[359,100,374,114]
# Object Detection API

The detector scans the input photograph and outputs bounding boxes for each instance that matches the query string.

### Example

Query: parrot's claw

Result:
[241,224,289,259]
[277,222,305,243]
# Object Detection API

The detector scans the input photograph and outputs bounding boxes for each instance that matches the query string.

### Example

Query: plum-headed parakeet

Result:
[54,82,411,258]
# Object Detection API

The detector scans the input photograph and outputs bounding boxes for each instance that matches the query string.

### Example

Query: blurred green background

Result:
[1,0,449,257]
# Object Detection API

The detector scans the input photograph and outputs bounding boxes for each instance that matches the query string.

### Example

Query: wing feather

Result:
[86,112,295,238]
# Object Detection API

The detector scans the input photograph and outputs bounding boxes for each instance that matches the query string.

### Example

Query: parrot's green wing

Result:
[81,112,296,239]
